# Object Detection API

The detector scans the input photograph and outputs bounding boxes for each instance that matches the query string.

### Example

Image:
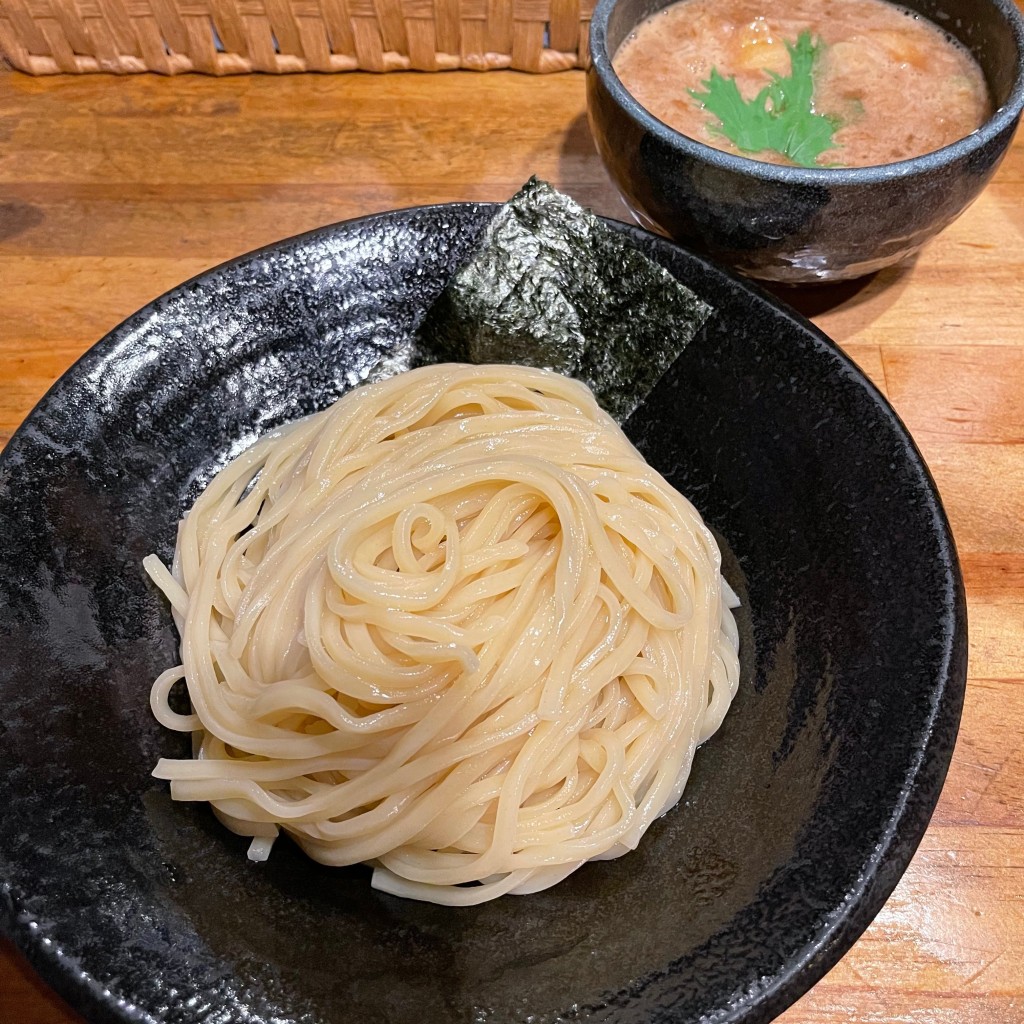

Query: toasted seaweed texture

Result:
[417,178,714,421]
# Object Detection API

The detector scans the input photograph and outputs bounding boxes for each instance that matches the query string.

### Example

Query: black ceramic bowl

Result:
[0,206,966,1024]
[587,0,1024,282]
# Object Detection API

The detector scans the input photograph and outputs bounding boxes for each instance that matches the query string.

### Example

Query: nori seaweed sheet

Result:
[416,178,714,422]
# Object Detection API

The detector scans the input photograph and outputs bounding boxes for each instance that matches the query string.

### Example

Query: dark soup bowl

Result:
[587,0,1024,282]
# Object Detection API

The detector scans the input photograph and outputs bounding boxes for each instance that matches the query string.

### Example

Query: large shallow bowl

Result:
[0,204,966,1024]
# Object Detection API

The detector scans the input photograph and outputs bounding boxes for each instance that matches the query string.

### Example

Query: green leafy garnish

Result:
[689,31,841,167]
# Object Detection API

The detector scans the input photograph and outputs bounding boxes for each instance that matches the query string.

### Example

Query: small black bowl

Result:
[587,0,1024,282]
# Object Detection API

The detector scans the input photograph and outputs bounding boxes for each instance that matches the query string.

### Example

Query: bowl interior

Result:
[600,0,1024,142]
[0,205,965,1024]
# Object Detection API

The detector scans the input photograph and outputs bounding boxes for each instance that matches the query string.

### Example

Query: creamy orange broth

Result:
[613,0,992,167]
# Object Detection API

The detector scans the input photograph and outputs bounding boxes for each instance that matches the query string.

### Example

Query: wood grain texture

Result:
[1,49,1022,1024]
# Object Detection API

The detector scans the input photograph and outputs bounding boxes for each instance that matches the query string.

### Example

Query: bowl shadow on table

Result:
[763,254,920,323]
[0,199,45,244]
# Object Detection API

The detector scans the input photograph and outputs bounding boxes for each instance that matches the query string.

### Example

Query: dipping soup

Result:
[613,0,992,167]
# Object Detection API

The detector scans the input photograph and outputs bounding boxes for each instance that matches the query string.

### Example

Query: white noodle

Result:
[146,364,740,905]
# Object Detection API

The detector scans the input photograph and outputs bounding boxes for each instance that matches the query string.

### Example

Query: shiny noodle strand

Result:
[145,363,740,905]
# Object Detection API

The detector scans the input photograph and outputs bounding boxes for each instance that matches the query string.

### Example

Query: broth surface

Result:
[613,0,991,167]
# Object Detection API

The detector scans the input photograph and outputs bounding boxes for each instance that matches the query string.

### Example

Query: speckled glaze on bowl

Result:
[587,0,1024,282]
[0,205,966,1024]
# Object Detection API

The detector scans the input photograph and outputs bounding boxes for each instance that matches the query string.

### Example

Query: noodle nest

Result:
[146,363,740,905]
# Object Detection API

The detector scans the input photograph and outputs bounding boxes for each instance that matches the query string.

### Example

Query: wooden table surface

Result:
[1,55,1022,1024]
